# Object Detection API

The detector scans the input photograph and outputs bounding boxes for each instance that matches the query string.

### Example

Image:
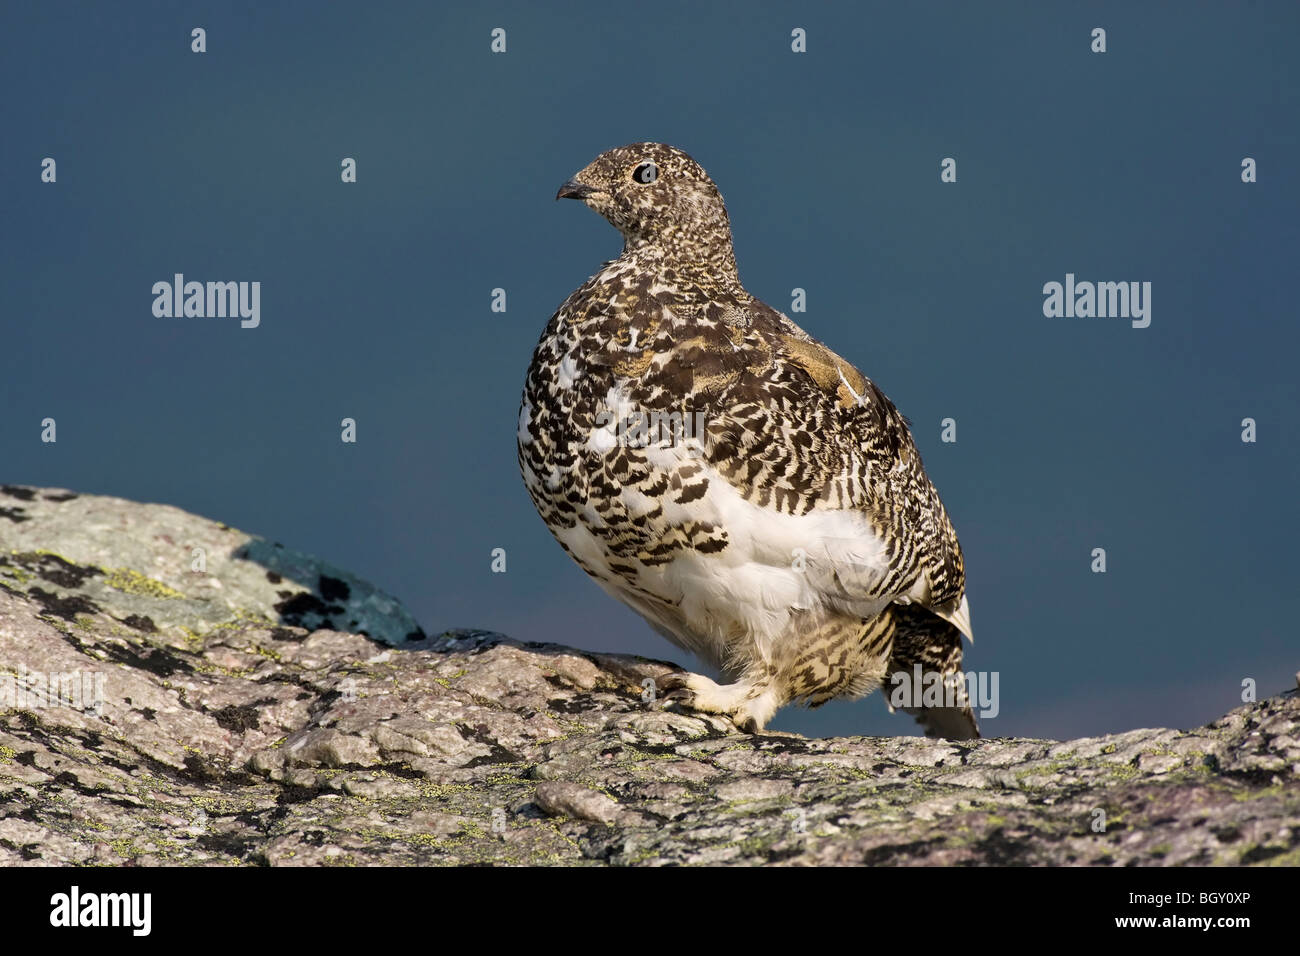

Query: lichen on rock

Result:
[0,486,1296,866]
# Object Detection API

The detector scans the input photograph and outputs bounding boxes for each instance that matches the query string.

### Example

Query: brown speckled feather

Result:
[519,143,976,737]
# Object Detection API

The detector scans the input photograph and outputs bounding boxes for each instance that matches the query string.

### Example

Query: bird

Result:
[518,143,978,739]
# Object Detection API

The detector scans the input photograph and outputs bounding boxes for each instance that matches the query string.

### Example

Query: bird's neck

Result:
[620,236,744,301]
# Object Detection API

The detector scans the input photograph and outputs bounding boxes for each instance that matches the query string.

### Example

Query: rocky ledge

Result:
[0,486,1296,866]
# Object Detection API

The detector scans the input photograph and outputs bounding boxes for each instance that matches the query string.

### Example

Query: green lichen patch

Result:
[102,568,186,600]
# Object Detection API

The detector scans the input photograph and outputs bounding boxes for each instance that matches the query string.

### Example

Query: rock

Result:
[1,485,1298,866]
[0,485,423,646]
[533,781,625,826]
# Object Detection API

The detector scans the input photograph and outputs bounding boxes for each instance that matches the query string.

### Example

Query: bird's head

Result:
[557,143,736,274]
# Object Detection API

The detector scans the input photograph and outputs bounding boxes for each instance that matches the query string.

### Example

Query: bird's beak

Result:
[556,178,598,201]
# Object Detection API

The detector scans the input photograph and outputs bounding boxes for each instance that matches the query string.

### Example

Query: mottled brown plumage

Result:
[519,143,977,737]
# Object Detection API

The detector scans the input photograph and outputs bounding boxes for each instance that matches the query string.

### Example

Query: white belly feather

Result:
[552,432,896,667]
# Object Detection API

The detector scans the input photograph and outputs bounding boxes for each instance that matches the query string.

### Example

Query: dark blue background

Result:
[3,1,1296,739]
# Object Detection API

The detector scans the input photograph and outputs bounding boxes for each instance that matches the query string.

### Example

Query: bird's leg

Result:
[659,671,784,733]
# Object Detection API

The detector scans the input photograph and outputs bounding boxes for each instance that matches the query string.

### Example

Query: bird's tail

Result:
[884,603,980,741]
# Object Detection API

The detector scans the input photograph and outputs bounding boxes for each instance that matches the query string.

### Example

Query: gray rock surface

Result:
[1,486,1297,866]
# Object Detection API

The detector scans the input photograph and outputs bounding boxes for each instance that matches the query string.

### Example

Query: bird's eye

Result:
[632,161,658,185]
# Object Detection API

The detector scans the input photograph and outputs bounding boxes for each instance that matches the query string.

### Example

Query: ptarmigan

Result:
[518,143,978,739]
